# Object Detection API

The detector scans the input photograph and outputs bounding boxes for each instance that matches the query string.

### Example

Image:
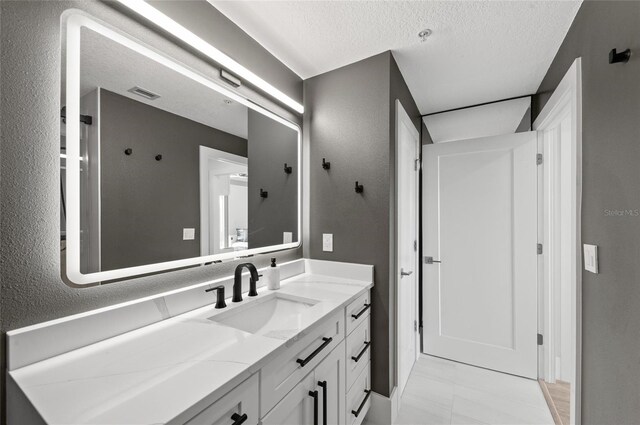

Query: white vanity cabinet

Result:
[184,374,259,425]
[262,340,346,425]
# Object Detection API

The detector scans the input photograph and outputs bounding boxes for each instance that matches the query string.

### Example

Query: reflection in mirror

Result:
[61,19,299,279]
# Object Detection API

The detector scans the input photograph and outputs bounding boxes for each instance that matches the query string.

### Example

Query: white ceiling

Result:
[210,0,581,114]
[78,27,248,138]
[424,97,531,143]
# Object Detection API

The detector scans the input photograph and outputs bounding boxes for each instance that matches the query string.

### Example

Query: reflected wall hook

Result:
[322,158,331,170]
[609,48,631,64]
[155,154,162,161]
[124,148,133,155]
[355,181,364,194]
[260,188,268,198]
[284,163,292,174]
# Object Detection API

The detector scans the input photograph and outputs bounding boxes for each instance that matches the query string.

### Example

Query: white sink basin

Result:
[209,293,319,338]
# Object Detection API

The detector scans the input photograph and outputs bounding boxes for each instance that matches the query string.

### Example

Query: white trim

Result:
[394,99,420,397]
[64,12,302,285]
[533,58,582,425]
[117,0,303,114]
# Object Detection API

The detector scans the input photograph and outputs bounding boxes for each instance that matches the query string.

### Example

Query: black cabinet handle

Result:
[351,341,371,362]
[296,337,333,367]
[309,390,319,425]
[318,381,327,425]
[351,303,370,320]
[351,389,372,418]
[230,412,247,425]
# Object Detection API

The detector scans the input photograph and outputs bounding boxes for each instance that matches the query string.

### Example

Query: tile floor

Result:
[392,355,554,425]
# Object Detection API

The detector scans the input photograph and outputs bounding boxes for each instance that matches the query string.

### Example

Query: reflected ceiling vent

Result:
[127,86,161,100]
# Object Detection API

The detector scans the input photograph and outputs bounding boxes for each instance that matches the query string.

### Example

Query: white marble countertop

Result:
[9,271,373,425]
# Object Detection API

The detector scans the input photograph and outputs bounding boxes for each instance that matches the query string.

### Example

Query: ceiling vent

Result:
[127,86,161,100]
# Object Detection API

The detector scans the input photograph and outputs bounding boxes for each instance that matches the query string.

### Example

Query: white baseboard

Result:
[364,387,399,425]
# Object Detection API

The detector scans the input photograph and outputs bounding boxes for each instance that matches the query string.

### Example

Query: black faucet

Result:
[205,285,227,309]
[233,263,260,302]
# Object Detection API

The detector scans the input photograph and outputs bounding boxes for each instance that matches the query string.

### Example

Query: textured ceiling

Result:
[210,0,581,114]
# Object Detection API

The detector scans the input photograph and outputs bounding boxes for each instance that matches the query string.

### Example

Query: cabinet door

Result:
[262,373,318,425]
[314,341,346,425]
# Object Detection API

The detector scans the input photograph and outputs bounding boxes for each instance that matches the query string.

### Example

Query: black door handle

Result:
[296,337,333,367]
[351,389,371,418]
[230,412,248,425]
[318,381,327,425]
[351,341,371,362]
[351,303,371,319]
[309,390,319,425]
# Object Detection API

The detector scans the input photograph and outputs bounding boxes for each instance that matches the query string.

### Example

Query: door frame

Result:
[533,58,582,425]
[395,99,420,397]
[198,146,248,256]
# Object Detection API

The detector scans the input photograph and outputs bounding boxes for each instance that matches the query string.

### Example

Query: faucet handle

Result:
[206,285,227,309]
[248,274,262,297]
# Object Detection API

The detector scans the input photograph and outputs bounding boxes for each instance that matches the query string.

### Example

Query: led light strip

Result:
[116,0,304,114]
[65,12,302,285]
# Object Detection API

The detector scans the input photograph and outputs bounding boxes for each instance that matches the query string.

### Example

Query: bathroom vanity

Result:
[7,259,373,425]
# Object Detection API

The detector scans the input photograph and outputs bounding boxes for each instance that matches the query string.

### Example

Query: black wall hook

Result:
[355,181,364,194]
[155,154,162,161]
[609,48,631,64]
[322,158,331,170]
[284,163,292,174]
[260,188,268,198]
[124,148,133,155]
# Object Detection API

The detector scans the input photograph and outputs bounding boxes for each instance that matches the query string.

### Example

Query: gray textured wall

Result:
[0,1,302,420]
[247,110,299,249]
[305,51,420,396]
[99,89,248,271]
[532,2,640,423]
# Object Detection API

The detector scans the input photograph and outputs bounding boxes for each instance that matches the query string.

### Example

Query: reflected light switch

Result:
[323,233,333,252]
[183,228,195,241]
[283,232,293,244]
[583,244,598,273]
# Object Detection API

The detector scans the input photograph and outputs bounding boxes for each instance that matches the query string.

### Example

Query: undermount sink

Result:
[209,293,320,338]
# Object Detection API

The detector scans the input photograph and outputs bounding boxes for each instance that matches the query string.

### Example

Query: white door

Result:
[423,132,538,379]
[396,100,420,394]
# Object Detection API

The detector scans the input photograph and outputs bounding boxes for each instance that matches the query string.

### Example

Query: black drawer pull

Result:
[351,389,372,418]
[309,390,319,425]
[351,341,371,362]
[318,381,327,425]
[230,412,247,425]
[296,337,333,367]
[351,303,370,320]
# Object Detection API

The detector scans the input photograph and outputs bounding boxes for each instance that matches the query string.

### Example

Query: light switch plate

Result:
[183,228,195,241]
[322,233,333,252]
[583,244,598,273]
[283,232,293,244]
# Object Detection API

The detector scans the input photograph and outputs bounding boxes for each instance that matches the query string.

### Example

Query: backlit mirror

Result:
[61,14,300,285]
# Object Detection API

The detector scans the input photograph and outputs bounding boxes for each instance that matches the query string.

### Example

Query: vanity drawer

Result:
[345,291,371,336]
[346,362,371,425]
[346,316,370,391]
[185,373,259,425]
[261,311,345,416]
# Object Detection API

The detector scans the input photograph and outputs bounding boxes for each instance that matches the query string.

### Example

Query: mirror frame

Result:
[64,12,302,285]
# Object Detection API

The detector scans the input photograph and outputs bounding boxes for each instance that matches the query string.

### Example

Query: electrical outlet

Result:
[183,228,195,241]
[322,233,333,252]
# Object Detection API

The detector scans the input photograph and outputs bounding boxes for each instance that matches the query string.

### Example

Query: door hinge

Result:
[414,158,420,171]
[537,333,544,346]
[537,153,543,165]
[414,320,418,332]
[537,243,543,255]
[414,240,417,251]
